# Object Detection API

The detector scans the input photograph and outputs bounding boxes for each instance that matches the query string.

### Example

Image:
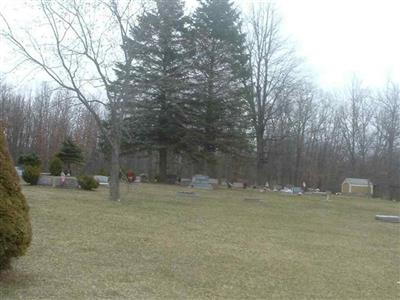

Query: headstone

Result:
[326,191,332,200]
[191,175,213,190]
[232,182,244,189]
[139,173,148,182]
[176,191,199,198]
[38,175,53,186]
[14,166,23,176]
[243,198,261,202]
[37,175,79,188]
[94,175,109,186]
[375,215,400,223]
[209,178,218,185]
[64,177,79,188]
[280,187,293,194]
[292,187,303,195]
[180,178,191,186]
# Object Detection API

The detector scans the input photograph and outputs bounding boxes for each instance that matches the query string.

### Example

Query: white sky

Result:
[0,0,399,90]
[273,0,400,89]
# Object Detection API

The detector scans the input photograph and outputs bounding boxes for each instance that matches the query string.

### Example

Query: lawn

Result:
[1,184,399,299]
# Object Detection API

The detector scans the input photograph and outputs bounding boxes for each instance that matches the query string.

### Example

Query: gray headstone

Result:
[64,177,79,188]
[375,215,400,223]
[191,175,213,190]
[38,175,53,186]
[37,175,79,188]
[232,182,244,188]
[209,178,218,185]
[292,187,303,194]
[243,198,261,202]
[176,191,199,198]
[180,178,192,186]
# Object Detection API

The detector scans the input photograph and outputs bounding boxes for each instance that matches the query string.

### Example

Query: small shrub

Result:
[22,165,41,185]
[78,175,99,191]
[49,157,63,176]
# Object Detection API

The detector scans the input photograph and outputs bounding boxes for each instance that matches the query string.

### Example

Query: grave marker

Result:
[176,191,199,198]
[191,175,213,190]
[94,175,109,186]
[243,198,261,202]
[375,215,400,223]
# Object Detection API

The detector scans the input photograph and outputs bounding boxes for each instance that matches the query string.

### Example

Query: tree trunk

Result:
[256,132,265,186]
[147,150,153,181]
[294,138,302,185]
[159,147,167,183]
[109,112,120,201]
[206,152,217,178]
[109,144,120,201]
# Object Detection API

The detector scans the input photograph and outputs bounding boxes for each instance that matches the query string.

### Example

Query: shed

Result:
[341,178,373,195]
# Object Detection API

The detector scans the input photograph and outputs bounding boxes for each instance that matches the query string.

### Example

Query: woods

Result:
[0,0,399,199]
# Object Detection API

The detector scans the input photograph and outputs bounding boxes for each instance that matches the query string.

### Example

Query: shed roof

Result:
[343,178,371,186]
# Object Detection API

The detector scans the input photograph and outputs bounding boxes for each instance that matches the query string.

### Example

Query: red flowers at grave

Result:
[127,170,136,183]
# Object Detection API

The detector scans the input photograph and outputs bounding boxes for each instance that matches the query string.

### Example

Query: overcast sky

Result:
[0,0,399,90]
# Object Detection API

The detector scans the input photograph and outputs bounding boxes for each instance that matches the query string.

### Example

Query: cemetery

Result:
[1,182,399,299]
[0,0,399,299]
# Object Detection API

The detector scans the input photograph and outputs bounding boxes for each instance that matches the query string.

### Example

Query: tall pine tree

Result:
[190,0,249,177]
[120,0,191,182]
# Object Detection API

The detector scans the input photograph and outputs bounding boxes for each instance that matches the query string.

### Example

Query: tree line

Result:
[0,0,398,200]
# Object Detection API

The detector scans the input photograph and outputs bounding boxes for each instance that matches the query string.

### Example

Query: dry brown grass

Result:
[1,184,399,299]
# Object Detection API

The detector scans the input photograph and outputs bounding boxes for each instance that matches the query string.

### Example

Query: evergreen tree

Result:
[119,0,191,182]
[57,138,84,171]
[17,153,41,167]
[49,156,63,176]
[190,0,250,177]
[0,125,32,271]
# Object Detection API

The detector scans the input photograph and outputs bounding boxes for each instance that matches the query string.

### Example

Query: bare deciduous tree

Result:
[375,81,400,199]
[339,78,372,175]
[1,0,136,200]
[245,2,300,185]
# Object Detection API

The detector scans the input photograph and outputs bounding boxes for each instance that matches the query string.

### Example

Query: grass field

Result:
[1,184,399,299]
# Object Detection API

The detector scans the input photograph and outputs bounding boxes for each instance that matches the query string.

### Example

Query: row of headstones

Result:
[37,175,79,188]
[36,175,110,188]
[187,175,246,190]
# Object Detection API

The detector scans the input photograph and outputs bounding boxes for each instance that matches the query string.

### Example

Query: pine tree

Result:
[57,138,84,171]
[119,0,191,182]
[0,125,32,271]
[190,0,250,177]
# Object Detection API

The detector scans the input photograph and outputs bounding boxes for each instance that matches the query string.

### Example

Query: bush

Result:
[0,127,32,271]
[22,165,41,185]
[49,157,63,176]
[78,175,99,191]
